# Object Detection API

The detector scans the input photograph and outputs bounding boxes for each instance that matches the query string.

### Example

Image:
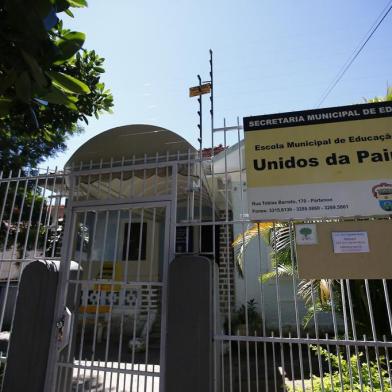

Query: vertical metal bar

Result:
[50,174,66,259]
[223,119,233,392]
[288,333,295,392]
[271,222,286,389]
[237,337,242,392]
[115,159,125,391]
[364,279,385,391]
[133,204,144,387]
[6,175,40,351]
[74,161,95,381]
[327,280,344,392]
[159,200,173,392]
[76,210,98,387]
[271,334,278,392]
[340,279,354,392]
[221,339,225,392]
[289,220,305,391]
[44,173,76,392]
[122,208,134,391]
[198,149,203,259]
[96,159,104,200]
[75,162,83,201]
[33,169,50,258]
[363,335,375,392]
[144,207,157,392]
[306,333,314,392]
[209,51,218,391]
[136,208,145,282]
[165,151,170,196]
[154,152,159,196]
[67,210,88,390]
[143,154,147,197]
[185,149,191,253]
[85,160,93,201]
[382,279,392,336]
[309,279,325,391]
[197,74,203,153]
[108,158,114,198]
[345,280,364,392]
[256,225,269,390]
[101,209,121,389]
[131,155,136,198]
[236,117,251,392]
[209,49,214,136]
[324,337,334,392]
[383,335,392,391]
[87,209,110,392]
[41,168,59,257]
[254,334,259,392]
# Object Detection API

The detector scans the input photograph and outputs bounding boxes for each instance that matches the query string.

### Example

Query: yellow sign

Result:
[189,83,211,97]
[244,102,392,220]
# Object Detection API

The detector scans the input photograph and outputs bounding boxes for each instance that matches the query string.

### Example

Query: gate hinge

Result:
[56,307,72,351]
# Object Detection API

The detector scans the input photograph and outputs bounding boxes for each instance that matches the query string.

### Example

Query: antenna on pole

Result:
[188,52,213,155]
[197,74,202,153]
[209,49,214,135]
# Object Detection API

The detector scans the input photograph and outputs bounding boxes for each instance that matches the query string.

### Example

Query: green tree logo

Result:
[300,227,312,239]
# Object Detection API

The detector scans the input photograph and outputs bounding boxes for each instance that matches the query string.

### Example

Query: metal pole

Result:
[209,49,214,136]
[197,74,202,153]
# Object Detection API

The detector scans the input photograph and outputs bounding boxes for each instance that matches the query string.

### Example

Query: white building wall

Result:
[223,147,336,332]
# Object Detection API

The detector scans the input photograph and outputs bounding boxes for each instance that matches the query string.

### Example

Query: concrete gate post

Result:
[165,255,213,392]
[2,260,59,391]
[3,259,81,392]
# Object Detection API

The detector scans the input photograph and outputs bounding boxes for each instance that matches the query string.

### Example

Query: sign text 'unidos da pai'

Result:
[243,102,392,220]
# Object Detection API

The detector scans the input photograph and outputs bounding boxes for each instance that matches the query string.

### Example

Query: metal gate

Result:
[210,121,392,392]
[0,159,178,392]
[51,201,171,391]
[44,159,178,392]
[1,135,392,391]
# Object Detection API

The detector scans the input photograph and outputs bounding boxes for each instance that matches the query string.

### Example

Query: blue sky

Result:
[44,0,392,169]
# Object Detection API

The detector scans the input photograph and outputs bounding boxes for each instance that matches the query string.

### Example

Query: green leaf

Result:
[0,98,13,118]
[15,72,32,103]
[67,0,88,7]
[260,271,276,283]
[21,50,48,88]
[94,67,105,73]
[40,87,78,110]
[54,31,85,63]
[64,8,74,17]
[46,71,90,94]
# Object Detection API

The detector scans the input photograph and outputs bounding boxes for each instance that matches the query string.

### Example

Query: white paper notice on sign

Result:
[332,231,370,254]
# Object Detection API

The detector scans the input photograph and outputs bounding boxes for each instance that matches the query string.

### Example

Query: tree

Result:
[299,226,312,239]
[0,0,113,171]
[233,223,337,328]
[366,86,392,103]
